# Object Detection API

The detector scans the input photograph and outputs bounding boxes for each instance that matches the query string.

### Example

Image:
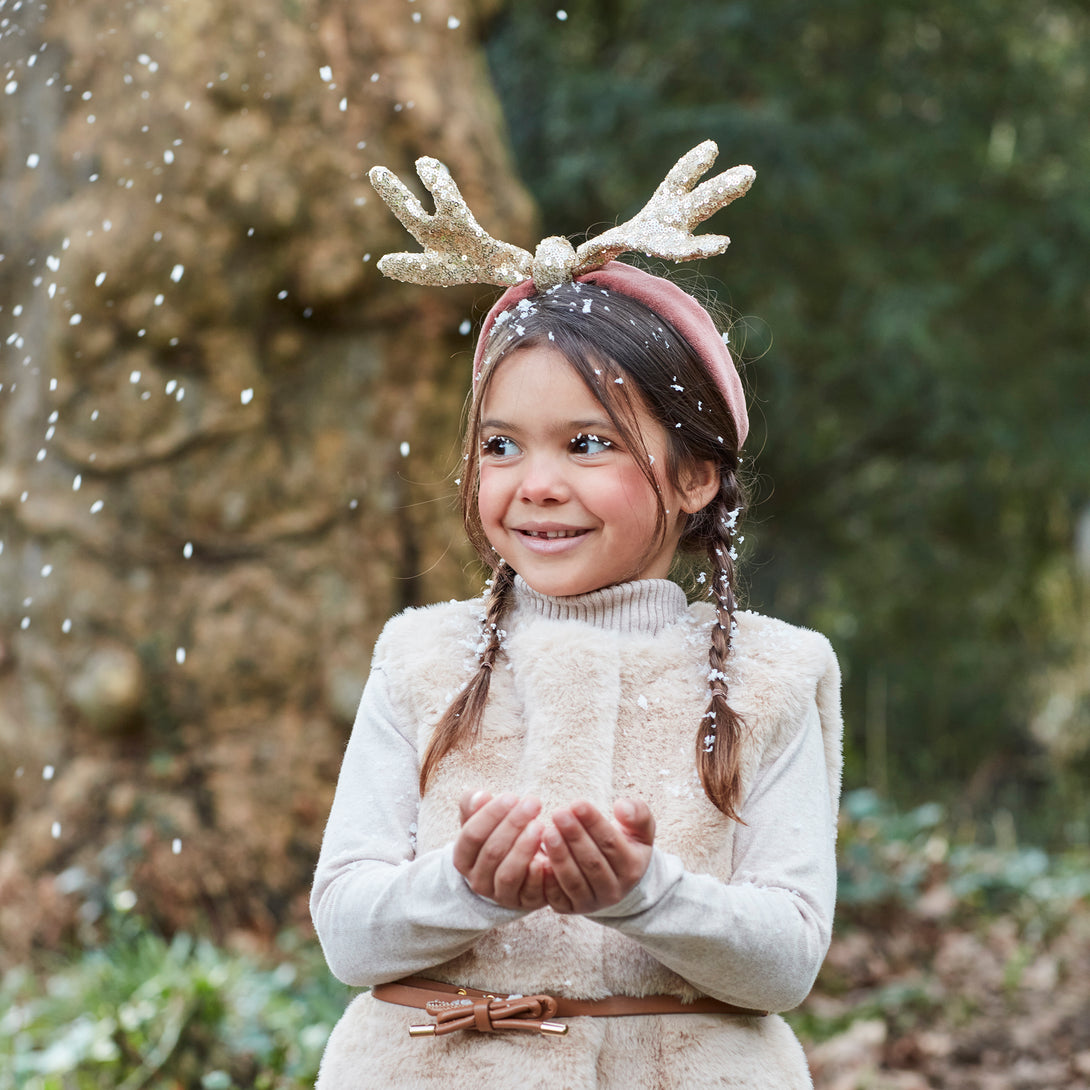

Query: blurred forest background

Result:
[1,0,1088,1087]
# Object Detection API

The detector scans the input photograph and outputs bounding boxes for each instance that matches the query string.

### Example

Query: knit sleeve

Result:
[309,663,527,986]
[588,701,837,1012]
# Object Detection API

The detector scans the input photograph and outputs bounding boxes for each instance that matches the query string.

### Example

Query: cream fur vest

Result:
[317,591,842,1090]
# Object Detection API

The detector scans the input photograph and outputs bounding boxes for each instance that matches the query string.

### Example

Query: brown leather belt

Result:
[372,976,768,1038]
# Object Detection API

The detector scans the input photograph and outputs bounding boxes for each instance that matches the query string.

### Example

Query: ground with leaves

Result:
[799,794,1090,1089]
[4,792,1088,1089]
[804,899,1090,1089]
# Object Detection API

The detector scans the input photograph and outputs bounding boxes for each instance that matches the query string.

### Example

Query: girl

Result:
[311,143,842,1089]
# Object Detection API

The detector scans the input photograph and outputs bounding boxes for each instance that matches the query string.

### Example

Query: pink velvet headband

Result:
[472,262,749,447]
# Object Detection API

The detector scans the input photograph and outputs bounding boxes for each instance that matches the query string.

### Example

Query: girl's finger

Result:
[542,820,598,910]
[569,800,652,885]
[456,795,542,894]
[541,857,574,915]
[555,804,623,886]
[458,788,493,825]
[492,818,543,903]
[613,797,655,845]
[520,852,548,911]
[452,793,518,875]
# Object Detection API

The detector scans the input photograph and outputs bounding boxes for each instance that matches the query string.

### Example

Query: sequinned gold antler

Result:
[568,141,755,283]
[368,141,754,291]
[368,157,533,287]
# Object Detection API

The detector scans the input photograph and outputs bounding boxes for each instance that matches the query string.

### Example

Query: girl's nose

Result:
[517,453,570,505]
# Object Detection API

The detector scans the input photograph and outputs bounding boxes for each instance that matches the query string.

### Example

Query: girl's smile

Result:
[477,345,697,597]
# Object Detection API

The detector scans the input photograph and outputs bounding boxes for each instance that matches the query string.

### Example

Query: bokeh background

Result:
[1,1,1088,1087]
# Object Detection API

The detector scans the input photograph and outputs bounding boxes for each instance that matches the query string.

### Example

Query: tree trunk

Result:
[0,0,535,964]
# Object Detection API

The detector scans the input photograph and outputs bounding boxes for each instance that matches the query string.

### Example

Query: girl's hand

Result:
[453,791,547,911]
[542,798,655,915]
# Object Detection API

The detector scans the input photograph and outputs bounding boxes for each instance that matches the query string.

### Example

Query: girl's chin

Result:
[510,567,632,598]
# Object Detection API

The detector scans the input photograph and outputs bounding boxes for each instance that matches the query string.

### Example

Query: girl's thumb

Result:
[615,798,654,842]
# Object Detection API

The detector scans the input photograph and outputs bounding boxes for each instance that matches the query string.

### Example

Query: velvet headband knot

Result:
[472,262,749,448]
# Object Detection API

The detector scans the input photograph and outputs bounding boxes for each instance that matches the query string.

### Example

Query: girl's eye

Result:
[481,435,520,458]
[571,433,613,456]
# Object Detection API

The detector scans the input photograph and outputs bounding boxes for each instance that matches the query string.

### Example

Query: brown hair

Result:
[419,281,750,821]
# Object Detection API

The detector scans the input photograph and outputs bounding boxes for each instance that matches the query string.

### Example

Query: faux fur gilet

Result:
[315,583,842,1089]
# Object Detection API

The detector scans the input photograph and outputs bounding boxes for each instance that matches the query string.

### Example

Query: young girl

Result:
[311,143,842,1089]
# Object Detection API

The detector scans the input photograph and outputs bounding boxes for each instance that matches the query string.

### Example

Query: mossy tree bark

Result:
[0,0,535,964]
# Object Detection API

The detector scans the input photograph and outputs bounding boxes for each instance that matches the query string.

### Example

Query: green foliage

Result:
[837,788,1090,933]
[788,788,1090,1046]
[0,915,351,1090]
[486,0,1090,827]
[7,793,1085,1084]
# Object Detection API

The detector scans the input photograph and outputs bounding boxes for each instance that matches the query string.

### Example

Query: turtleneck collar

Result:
[510,575,688,637]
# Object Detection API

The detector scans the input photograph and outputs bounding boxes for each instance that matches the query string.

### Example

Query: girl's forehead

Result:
[482,344,603,404]
[479,343,633,419]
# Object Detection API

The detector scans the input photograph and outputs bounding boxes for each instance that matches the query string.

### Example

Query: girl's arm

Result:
[309,665,528,986]
[585,703,836,1012]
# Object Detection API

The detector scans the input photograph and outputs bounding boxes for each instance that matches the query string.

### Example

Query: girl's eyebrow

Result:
[480,417,614,432]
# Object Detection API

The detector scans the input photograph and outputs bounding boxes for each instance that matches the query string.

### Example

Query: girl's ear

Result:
[680,459,720,514]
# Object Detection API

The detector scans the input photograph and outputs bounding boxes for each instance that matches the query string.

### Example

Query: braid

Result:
[695,481,747,823]
[418,562,515,794]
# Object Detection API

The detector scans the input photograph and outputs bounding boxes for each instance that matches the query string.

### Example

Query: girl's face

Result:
[477,345,706,597]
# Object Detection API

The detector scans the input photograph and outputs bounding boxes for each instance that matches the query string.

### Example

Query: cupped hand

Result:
[453,790,547,911]
[542,798,655,915]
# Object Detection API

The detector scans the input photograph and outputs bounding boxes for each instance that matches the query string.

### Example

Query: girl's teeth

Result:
[529,530,580,538]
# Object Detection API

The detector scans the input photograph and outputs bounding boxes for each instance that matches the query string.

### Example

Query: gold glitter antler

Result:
[367,157,533,287]
[569,141,755,281]
[368,141,754,291]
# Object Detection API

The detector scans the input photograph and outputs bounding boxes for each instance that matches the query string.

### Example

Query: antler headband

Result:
[368,140,755,444]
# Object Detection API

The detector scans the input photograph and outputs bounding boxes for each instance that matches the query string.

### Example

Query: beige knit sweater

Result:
[311,578,842,1089]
